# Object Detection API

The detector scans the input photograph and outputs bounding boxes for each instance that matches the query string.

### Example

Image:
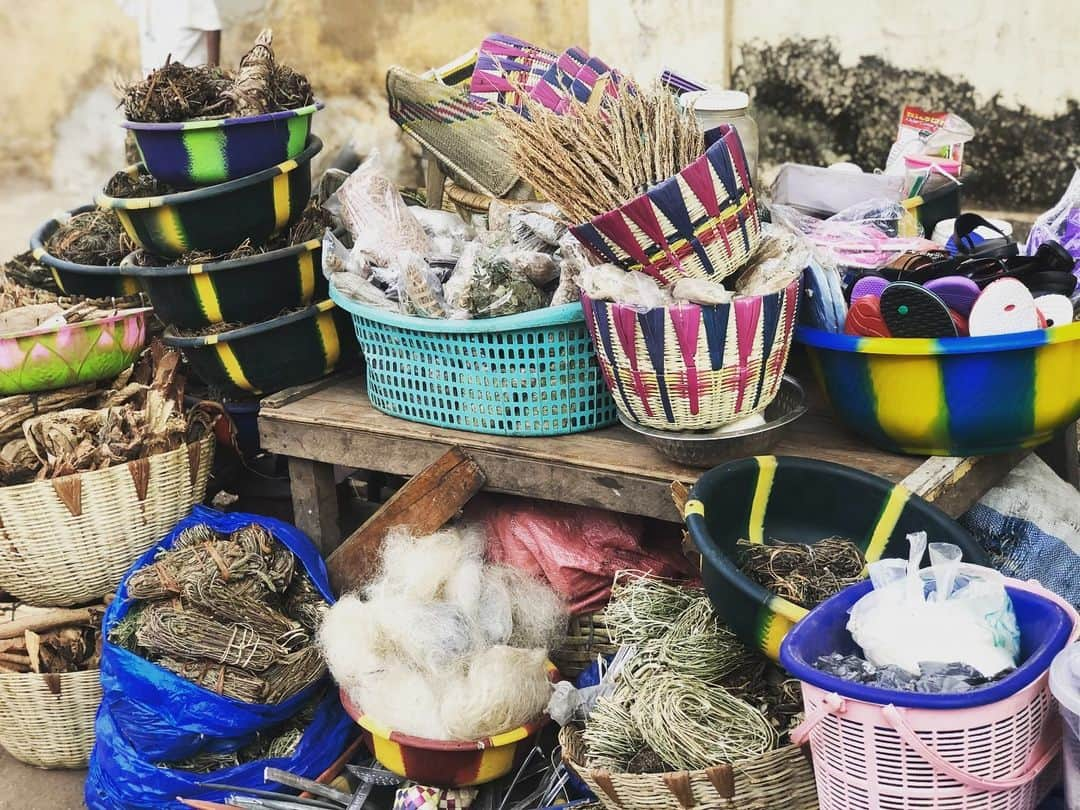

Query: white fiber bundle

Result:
[441,646,552,740]
[370,525,486,602]
[348,664,449,740]
[495,566,568,650]
[318,594,395,691]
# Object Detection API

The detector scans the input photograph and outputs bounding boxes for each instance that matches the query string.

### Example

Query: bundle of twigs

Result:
[134,604,283,671]
[499,83,704,223]
[44,210,137,266]
[3,252,61,292]
[122,60,234,123]
[605,572,700,647]
[737,537,866,609]
[103,170,175,199]
[115,521,328,704]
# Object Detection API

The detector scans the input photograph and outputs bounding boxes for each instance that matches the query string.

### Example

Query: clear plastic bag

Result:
[444,241,546,318]
[1026,169,1080,274]
[324,149,430,267]
[410,207,475,258]
[771,200,938,271]
[396,252,453,319]
[847,532,1020,678]
[580,264,674,310]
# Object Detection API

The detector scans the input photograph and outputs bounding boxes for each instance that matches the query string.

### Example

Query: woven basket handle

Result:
[789,692,845,746]
[881,704,1059,791]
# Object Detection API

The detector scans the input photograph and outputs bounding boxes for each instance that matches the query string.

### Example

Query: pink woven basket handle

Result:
[789,692,845,746]
[880,703,1059,791]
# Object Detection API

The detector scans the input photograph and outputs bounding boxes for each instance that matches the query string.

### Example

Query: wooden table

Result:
[258,374,1039,554]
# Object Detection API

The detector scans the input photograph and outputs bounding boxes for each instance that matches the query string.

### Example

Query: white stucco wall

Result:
[590,0,1078,116]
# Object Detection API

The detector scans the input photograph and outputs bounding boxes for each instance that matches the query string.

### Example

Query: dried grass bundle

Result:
[181,578,306,647]
[44,210,137,266]
[122,61,234,123]
[126,538,265,601]
[499,83,704,222]
[156,656,267,703]
[262,645,326,704]
[283,571,325,633]
[737,537,865,609]
[605,572,700,646]
[134,604,283,671]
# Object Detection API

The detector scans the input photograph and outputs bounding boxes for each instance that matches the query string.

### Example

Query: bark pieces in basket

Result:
[0,602,106,674]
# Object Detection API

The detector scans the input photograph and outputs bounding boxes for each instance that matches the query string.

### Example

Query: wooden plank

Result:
[288,458,341,556]
[260,376,923,487]
[262,417,690,522]
[326,448,485,595]
[424,150,446,210]
[901,451,1027,517]
[260,375,343,410]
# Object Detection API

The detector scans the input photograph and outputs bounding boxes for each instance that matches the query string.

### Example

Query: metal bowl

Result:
[618,375,807,467]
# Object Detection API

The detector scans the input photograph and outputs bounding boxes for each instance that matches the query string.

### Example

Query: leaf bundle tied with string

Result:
[134,603,283,671]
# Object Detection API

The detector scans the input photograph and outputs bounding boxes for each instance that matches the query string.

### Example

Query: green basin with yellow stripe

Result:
[797,324,1080,455]
[162,298,354,397]
[29,205,143,297]
[684,455,987,660]
[121,231,335,329]
[96,136,322,259]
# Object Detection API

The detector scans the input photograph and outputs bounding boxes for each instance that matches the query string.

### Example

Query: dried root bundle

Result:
[134,604,283,671]
[44,210,137,266]
[737,536,866,609]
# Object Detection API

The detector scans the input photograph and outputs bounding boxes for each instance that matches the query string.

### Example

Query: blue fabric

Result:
[84,688,353,810]
[960,503,1080,607]
[96,505,337,762]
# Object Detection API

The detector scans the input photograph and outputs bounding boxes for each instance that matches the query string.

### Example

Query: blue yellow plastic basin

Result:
[797,323,1080,456]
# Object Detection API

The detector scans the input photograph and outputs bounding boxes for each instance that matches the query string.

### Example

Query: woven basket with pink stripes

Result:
[581,277,800,431]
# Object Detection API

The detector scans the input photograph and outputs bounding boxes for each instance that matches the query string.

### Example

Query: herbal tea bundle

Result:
[499,83,704,223]
[319,524,566,742]
[112,521,328,704]
[737,536,866,609]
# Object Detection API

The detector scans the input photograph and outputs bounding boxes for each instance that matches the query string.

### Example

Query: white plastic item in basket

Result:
[0,435,214,607]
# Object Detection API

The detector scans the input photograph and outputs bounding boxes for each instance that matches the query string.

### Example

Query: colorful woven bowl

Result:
[162,298,353,397]
[0,306,150,395]
[684,455,988,659]
[581,277,800,430]
[121,230,335,329]
[123,102,323,187]
[797,323,1080,456]
[571,125,761,286]
[29,205,143,298]
[339,662,558,788]
[96,136,322,258]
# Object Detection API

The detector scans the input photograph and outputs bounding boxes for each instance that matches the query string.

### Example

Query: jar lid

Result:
[689,90,750,113]
[1049,642,1080,717]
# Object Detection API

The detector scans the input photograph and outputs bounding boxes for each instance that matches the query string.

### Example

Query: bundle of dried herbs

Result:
[3,252,61,293]
[103,170,177,199]
[122,31,313,125]
[0,602,106,674]
[499,83,704,223]
[44,209,137,266]
[0,344,213,483]
[122,61,235,123]
[737,537,866,610]
[111,522,327,705]
[583,573,801,774]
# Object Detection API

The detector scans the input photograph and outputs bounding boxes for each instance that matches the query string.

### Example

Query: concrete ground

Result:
[0,753,86,809]
[0,179,78,260]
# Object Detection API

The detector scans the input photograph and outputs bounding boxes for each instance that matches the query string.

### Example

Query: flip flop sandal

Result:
[925,276,981,316]
[844,295,892,337]
[880,281,958,338]
[968,278,1040,336]
[1034,293,1075,328]
[952,213,1018,259]
[849,274,890,302]
[949,308,970,336]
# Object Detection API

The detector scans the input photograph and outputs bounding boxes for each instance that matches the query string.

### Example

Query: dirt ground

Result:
[0,180,81,261]
[0,751,86,809]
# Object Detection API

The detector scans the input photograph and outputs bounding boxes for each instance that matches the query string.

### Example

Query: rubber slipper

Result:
[925,276,981,316]
[968,278,1040,336]
[849,274,889,302]
[844,295,892,337]
[1034,294,1074,329]
[880,282,958,338]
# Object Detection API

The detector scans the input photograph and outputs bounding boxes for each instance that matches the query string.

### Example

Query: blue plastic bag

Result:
[85,688,354,810]
[98,505,336,762]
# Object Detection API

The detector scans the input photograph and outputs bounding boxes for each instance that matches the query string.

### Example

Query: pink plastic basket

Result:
[787,579,1079,810]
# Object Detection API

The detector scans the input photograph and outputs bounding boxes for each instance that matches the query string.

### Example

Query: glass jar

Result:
[683,90,760,189]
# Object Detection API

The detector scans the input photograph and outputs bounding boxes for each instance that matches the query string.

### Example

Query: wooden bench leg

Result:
[288,457,341,556]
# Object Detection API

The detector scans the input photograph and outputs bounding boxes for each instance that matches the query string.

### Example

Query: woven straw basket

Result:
[0,669,101,768]
[570,125,761,287]
[561,725,818,810]
[581,277,801,431]
[0,434,214,606]
[551,612,620,680]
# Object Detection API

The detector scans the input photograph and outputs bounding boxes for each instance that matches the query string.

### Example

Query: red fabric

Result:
[468,494,698,615]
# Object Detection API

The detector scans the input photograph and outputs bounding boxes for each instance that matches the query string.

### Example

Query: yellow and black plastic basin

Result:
[684,455,988,659]
[162,299,355,397]
[29,205,143,298]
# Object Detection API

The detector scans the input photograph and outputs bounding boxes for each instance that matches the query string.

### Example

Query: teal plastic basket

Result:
[330,281,618,436]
